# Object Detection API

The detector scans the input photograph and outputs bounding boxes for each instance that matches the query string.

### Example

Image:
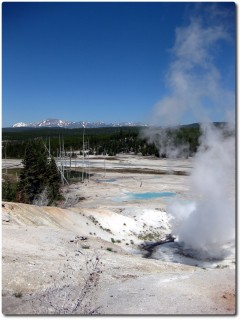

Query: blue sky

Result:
[2,2,236,127]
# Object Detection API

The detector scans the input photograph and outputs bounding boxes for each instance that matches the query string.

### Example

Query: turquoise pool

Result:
[112,191,176,202]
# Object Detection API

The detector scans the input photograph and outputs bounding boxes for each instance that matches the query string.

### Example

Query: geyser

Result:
[168,122,235,259]
[142,5,235,260]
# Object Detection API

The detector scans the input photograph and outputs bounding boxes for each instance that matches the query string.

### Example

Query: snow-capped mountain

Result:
[13,122,29,128]
[12,118,146,129]
[34,119,73,127]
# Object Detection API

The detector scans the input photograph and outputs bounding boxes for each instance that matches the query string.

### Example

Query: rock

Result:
[2,213,11,223]
[70,235,88,242]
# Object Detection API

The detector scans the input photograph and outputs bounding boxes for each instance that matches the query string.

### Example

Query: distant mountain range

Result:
[12,118,147,129]
[10,119,228,130]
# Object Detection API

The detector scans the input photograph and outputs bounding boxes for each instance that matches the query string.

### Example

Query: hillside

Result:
[2,200,235,315]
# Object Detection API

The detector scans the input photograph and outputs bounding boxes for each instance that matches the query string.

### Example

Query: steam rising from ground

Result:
[169,123,235,259]
[143,6,235,259]
[140,126,190,159]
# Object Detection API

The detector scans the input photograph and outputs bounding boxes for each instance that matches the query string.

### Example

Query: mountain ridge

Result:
[12,118,147,129]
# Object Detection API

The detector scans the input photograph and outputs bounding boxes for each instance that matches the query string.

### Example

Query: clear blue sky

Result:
[2,2,236,127]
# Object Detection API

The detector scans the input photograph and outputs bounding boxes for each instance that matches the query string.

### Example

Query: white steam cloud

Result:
[169,122,235,259]
[150,18,234,127]
[143,7,235,259]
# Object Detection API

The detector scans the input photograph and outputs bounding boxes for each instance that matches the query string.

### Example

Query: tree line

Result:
[2,125,201,159]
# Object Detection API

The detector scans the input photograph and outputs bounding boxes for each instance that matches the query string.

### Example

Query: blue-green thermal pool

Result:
[112,191,176,202]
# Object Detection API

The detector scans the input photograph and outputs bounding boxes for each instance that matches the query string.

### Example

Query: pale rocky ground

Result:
[2,155,236,315]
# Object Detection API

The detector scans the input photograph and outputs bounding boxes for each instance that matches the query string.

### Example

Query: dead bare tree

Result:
[139,234,176,258]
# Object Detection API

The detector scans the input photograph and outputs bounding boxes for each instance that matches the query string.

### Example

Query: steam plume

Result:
[143,6,235,259]
[149,16,234,127]
[169,122,235,259]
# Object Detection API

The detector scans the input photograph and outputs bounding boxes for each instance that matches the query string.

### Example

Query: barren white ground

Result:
[2,155,236,315]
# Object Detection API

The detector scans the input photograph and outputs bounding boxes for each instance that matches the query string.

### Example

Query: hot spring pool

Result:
[112,191,176,202]
[97,179,116,183]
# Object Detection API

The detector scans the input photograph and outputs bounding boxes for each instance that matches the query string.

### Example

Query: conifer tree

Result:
[46,157,62,205]
[17,139,62,205]
[2,179,17,202]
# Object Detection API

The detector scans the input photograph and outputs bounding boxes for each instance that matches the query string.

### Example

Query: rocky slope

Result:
[2,201,236,315]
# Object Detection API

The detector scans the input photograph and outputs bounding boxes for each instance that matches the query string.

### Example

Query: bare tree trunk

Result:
[139,234,175,258]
